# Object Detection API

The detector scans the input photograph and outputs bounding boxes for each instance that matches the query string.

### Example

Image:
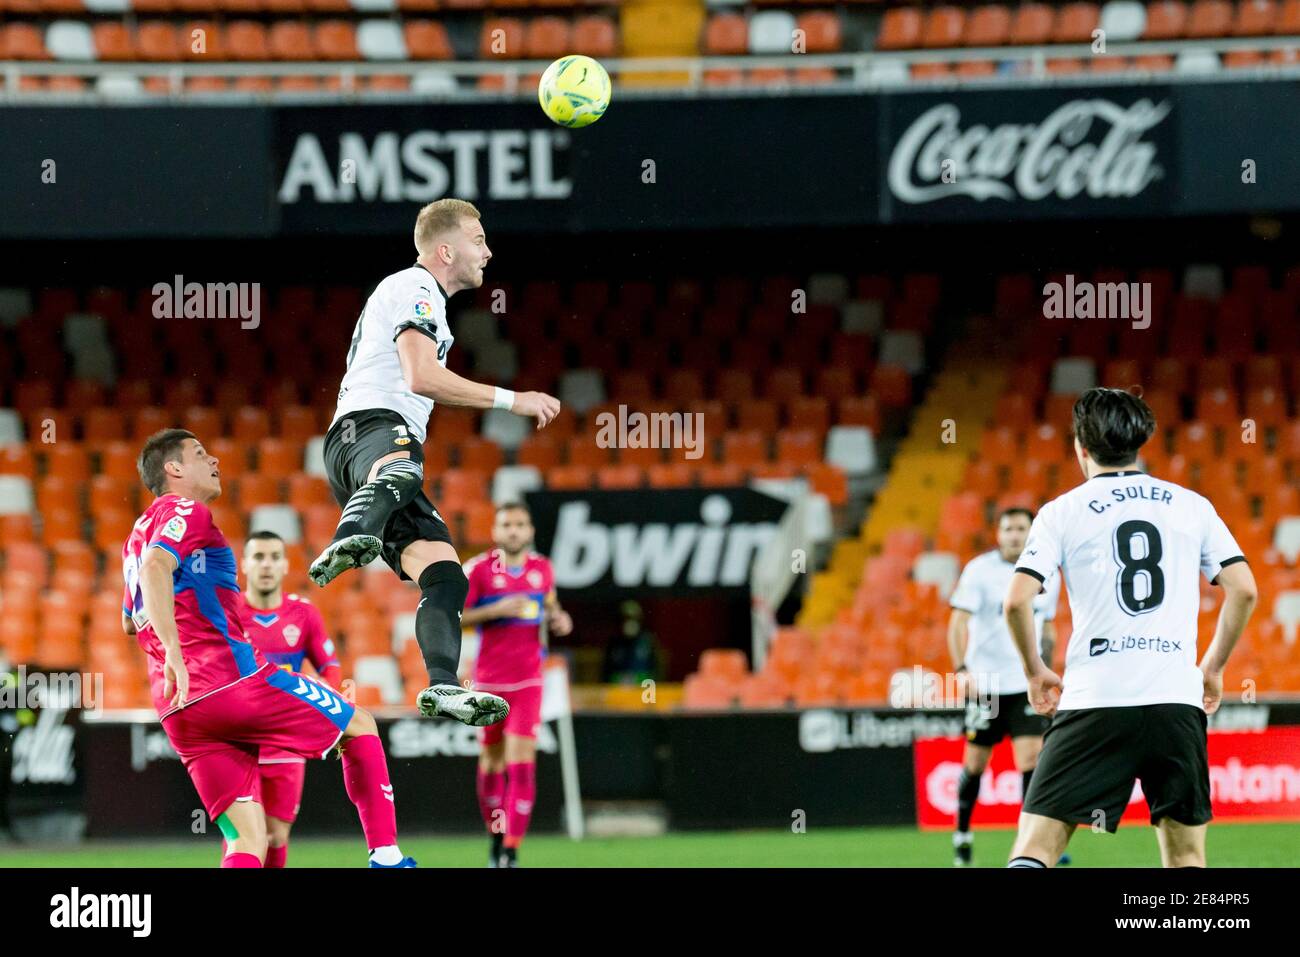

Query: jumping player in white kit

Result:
[309,198,561,726]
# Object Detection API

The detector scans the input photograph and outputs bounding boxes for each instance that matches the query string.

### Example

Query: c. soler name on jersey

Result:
[1087,483,1174,513]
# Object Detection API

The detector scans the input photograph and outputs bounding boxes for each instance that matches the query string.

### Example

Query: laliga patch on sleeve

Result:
[161,515,187,542]
[413,300,433,321]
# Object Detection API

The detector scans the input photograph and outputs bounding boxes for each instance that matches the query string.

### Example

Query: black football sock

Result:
[416,561,468,686]
[333,458,424,543]
[956,768,982,833]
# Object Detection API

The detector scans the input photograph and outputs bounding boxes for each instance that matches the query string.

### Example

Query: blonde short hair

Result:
[414,199,481,255]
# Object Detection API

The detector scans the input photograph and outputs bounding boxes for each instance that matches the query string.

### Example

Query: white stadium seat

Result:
[1175,49,1221,75]
[95,74,144,99]
[248,505,303,545]
[867,59,909,86]
[879,330,925,375]
[1272,517,1300,565]
[491,465,542,505]
[481,408,532,451]
[825,425,877,478]
[357,20,406,61]
[1098,0,1146,41]
[749,11,797,54]
[1050,357,1097,395]
[808,273,850,306]
[46,21,96,61]
[472,341,518,383]
[1183,264,1224,299]
[412,71,459,95]
[83,0,130,11]
[0,476,35,515]
[841,300,885,337]
[354,655,404,703]
[558,369,607,415]
[0,289,33,326]
[1275,591,1300,644]
[351,0,398,11]
[452,308,500,351]
[0,409,24,445]
[303,436,327,477]
[913,551,961,598]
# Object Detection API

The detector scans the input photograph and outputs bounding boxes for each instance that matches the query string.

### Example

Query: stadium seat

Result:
[878,8,923,49]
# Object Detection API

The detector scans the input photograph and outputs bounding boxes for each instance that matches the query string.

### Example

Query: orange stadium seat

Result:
[647,462,695,488]
[922,7,967,47]
[93,22,135,61]
[481,17,526,59]
[1277,0,1300,30]
[1009,3,1056,42]
[137,21,182,60]
[878,7,923,49]
[403,22,454,60]
[226,21,271,60]
[1,23,47,60]
[523,16,570,59]
[1187,0,1235,34]
[1145,0,1190,36]
[964,5,1012,45]
[546,465,594,490]
[314,20,358,60]
[797,11,843,52]
[1054,2,1100,40]
[572,16,618,58]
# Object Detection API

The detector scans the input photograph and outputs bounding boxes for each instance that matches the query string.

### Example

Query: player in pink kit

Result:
[236,530,342,868]
[121,429,415,868]
[462,502,572,867]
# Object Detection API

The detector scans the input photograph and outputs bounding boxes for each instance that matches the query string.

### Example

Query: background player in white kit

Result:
[1004,388,1258,868]
[947,508,1060,866]
[309,198,561,726]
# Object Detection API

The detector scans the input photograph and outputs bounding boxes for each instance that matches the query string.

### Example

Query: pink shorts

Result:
[258,760,307,823]
[162,665,353,821]
[479,682,543,746]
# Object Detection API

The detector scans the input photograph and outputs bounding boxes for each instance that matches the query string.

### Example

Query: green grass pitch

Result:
[0,822,1294,867]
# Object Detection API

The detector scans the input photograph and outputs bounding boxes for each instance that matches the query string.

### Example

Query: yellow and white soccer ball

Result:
[538,55,611,129]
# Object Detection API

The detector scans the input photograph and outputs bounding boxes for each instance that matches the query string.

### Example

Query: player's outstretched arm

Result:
[396,330,560,428]
[1005,571,1061,716]
[139,547,190,708]
[1200,562,1258,712]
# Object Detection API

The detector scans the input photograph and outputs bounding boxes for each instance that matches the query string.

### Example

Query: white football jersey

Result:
[950,549,1060,696]
[1015,470,1245,711]
[330,264,453,444]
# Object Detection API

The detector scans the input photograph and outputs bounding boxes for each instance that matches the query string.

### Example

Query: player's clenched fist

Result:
[513,391,561,429]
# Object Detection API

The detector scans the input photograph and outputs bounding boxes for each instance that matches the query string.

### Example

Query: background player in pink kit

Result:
[462,502,572,867]
[121,428,415,868]
[237,530,343,868]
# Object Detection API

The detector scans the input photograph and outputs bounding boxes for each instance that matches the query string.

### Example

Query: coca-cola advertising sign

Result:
[915,728,1300,829]
[887,93,1175,216]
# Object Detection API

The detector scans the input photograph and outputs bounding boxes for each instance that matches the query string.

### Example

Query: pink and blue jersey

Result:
[237,594,341,689]
[464,549,554,691]
[122,494,268,720]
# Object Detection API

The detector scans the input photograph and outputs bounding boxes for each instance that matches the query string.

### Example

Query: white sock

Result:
[369,845,403,866]
[953,831,973,846]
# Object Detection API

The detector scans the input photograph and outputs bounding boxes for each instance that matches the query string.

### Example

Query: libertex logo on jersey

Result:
[278,129,572,204]
[1088,635,1182,657]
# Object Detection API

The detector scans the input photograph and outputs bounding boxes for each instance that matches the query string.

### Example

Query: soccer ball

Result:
[538,55,611,129]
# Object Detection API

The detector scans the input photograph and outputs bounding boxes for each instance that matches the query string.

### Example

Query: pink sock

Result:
[265,844,288,869]
[341,733,398,850]
[477,768,506,833]
[222,852,262,868]
[504,761,536,848]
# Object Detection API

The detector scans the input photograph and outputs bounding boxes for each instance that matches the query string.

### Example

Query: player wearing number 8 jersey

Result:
[1003,388,1258,869]
[310,198,561,727]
